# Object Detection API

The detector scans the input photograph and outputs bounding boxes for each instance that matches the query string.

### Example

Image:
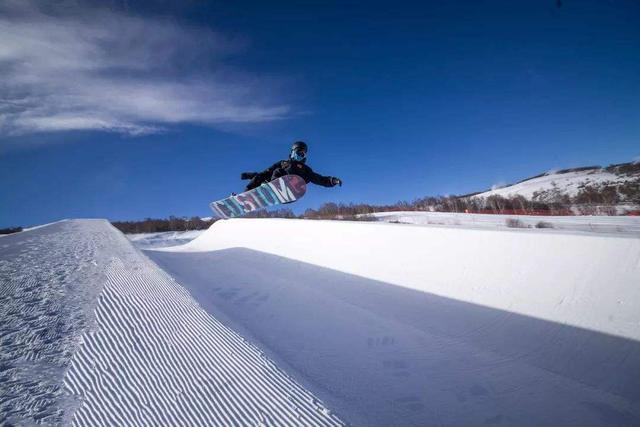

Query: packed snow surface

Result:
[127,230,205,249]
[0,220,343,426]
[4,218,639,426]
[150,218,640,426]
[1,220,108,424]
[370,211,640,236]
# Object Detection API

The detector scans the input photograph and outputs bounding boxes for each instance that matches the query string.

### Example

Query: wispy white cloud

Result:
[0,1,291,136]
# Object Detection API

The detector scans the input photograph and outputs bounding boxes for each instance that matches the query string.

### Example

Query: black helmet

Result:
[291,141,308,153]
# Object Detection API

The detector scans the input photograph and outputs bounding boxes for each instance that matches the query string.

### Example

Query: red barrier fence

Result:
[463,209,574,216]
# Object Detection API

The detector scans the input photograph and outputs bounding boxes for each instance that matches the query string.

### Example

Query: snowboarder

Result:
[241,141,342,191]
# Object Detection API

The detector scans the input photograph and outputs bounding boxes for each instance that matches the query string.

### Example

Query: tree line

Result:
[302,185,640,220]
[111,216,215,234]
[301,195,574,220]
[110,209,299,233]
[110,180,640,232]
[0,227,23,235]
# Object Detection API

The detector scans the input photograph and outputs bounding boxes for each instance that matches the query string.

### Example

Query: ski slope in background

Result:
[125,211,640,250]
[148,218,640,426]
[472,167,640,202]
[370,211,640,236]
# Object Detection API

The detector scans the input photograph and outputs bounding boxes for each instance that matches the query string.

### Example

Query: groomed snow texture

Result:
[1,220,107,424]
[1,220,344,426]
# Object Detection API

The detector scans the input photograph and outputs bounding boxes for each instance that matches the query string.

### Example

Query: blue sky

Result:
[1,0,639,227]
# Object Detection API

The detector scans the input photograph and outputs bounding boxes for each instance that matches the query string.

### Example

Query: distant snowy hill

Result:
[471,162,640,205]
[370,211,640,236]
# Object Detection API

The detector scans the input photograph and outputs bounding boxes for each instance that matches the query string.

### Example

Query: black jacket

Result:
[245,160,335,191]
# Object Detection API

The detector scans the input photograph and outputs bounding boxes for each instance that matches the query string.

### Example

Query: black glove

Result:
[241,172,257,180]
[330,177,342,187]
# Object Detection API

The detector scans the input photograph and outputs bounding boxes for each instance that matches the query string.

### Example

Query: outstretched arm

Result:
[309,171,342,187]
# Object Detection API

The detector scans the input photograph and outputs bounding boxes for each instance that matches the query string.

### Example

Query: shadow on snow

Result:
[147,248,640,427]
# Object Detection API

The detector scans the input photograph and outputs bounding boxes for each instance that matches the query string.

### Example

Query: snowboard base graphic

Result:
[210,175,307,219]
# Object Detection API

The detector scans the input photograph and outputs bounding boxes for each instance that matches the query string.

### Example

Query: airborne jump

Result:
[241,141,342,190]
[209,141,342,219]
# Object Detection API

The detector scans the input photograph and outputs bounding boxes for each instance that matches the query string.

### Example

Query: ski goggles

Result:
[291,149,307,161]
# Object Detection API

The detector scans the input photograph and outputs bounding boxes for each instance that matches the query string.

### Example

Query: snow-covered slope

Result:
[127,230,205,249]
[5,218,639,426]
[473,165,640,203]
[0,220,343,426]
[170,219,640,341]
[370,211,640,236]
[1,220,109,424]
[150,218,640,426]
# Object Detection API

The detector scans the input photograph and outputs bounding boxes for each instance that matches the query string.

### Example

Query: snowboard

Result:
[209,174,307,219]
